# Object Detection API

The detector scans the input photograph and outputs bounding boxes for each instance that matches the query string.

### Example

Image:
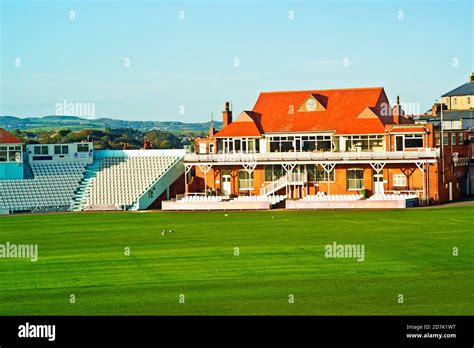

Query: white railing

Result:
[184,149,440,163]
[260,175,288,196]
[260,172,307,196]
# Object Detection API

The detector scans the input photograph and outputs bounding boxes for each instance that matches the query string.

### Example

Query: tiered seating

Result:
[85,156,178,208]
[173,194,286,206]
[233,194,287,205]
[178,195,229,203]
[31,163,85,178]
[0,164,85,213]
[268,195,286,205]
[302,193,363,201]
[368,193,418,200]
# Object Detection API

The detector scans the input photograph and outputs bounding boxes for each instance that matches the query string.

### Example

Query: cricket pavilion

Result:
[163,87,471,210]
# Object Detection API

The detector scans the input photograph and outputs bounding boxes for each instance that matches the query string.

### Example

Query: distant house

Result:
[442,73,474,111]
[0,128,24,180]
[417,73,474,131]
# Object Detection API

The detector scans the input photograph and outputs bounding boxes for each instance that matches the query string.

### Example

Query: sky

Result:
[1,0,473,122]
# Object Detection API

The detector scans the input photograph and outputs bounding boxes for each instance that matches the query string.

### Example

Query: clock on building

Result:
[306,98,316,111]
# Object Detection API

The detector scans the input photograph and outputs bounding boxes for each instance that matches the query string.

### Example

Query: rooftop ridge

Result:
[258,87,384,95]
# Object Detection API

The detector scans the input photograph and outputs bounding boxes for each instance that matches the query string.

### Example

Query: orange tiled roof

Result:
[214,120,262,137]
[0,128,21,144]
[250,87,393,134]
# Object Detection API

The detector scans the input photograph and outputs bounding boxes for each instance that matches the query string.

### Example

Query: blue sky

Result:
[1,0,473,122]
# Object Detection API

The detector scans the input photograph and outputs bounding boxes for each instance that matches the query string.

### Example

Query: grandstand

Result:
[0,163,85,213]
[0,131,186,214]
[82,152,183,211]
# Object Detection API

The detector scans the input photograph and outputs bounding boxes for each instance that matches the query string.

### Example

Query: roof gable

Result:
[234,111,256,122]
[0,128,21,144]
[297,94,327,112]
[214,112,262,137]
[357,107,379,119]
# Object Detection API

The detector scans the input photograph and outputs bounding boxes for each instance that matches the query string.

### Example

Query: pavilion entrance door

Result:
[373,172,384,194]
[222,175,231,196]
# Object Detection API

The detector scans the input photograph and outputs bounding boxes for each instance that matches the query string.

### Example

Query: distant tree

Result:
[16,127,186,150]
[58,129,71,137]
[160,140,171,149]
[10,129,26,142]
[145,130,181,149]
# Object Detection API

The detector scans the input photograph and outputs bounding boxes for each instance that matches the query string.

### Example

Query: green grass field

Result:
[0,207,472,315]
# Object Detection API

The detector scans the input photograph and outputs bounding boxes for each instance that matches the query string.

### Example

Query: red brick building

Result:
[185,87,471,205]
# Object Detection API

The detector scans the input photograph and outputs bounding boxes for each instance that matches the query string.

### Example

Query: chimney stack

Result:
[143,139,152,150]
[431,102,447,116]
[392,95,401,124]
[431,101,448,116]
[469,72,474,83]
[222,101,232,128]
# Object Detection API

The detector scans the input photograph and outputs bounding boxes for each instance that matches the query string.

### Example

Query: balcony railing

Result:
[185,149,440,163]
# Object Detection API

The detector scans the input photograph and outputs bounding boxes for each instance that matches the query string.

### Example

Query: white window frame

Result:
[267,133,334,153]
[395,135,404,151]
[238,170,254,191]
[393,174,407,187]
[54,145,69,155]
[343,135,384,152]
[34,145,49,155]
[220,137,259,154]
[77,144,89,153]
[347,168,364,191]
[403,134,424,149]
